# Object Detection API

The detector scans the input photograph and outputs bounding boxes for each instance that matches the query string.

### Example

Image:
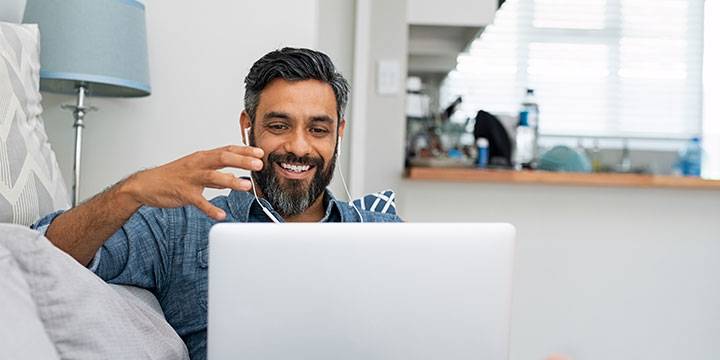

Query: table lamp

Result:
[23,0,151,206]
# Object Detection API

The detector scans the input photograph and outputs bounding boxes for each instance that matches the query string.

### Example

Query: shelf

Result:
[406,167,720,190]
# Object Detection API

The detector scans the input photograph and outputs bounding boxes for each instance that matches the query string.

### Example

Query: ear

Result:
[240,111,252,145]
[337,119,346,156]
[338,119,346,140]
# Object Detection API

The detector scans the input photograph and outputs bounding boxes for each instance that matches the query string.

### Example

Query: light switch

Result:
[376,60,401,95]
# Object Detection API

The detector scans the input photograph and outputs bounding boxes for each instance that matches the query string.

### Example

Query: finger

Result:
[214,151,264,171]
[197,146,263,169]
[192,196,226,221]
[203,171,252,191]
[219,145,264,159]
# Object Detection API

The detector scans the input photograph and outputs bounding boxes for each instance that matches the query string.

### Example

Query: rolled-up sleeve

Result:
[32,210,104,272]
[93,206,173,292]
[31,210,65,236]
[31,206,174,293]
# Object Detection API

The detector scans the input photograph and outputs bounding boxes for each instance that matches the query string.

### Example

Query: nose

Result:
[283,128,312,157]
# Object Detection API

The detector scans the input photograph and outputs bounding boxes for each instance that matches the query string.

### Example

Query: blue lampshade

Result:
[23,0,151,97]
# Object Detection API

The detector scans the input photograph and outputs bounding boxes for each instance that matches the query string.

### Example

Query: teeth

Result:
[280,163,311,173]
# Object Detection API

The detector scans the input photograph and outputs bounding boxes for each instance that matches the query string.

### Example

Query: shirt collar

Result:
[227,187,344,223]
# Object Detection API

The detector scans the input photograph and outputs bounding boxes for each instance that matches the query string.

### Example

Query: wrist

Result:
[114,174,143,211]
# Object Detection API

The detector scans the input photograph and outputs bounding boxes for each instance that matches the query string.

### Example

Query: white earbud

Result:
[336,136,363,223]
[243,125,281,223]
[243,126,251,147]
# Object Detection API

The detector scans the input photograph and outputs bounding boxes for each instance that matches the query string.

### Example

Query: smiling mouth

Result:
[275,162,316,179]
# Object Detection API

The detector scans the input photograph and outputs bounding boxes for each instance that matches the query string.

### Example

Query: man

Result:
[32,48,402,360]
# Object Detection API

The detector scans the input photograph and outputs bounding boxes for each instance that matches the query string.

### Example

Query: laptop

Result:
[208,223,515,360]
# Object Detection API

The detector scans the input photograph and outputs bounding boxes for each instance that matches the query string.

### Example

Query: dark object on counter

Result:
[473,110,512,167]
[441,96,462,121]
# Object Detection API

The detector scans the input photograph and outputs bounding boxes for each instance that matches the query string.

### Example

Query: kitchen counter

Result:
[406,167,720,190]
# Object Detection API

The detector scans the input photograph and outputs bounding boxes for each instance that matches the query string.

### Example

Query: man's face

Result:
[240,79,345,217]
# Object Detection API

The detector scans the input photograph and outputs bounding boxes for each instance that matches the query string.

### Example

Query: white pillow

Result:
[0,224,189,360]
[0,21,70,225]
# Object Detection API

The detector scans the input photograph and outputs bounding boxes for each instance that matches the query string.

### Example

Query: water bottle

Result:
[678,137,703,177]
[514,88,540,169]
[521,89,539,129]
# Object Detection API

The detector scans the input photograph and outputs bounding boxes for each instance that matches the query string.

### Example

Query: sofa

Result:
[0,5,189,359]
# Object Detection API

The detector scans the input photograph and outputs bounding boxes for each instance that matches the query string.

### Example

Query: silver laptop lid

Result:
[208,223,515,360]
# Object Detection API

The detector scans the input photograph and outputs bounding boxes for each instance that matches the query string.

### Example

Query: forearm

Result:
[43,145,261,266]
[45,176,142,266]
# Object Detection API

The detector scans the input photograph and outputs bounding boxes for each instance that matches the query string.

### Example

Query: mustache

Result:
[267,152,325,169]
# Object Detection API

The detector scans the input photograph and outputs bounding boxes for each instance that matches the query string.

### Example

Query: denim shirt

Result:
[32,189,402,360]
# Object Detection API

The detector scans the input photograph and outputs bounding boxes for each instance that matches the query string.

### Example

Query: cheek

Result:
[317,142,336,160]
[255,136,283,158]
[320,147,337,169]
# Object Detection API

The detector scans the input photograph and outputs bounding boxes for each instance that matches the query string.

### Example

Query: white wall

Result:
[317,0,355,78]
[399,181,720,359]
[350,0,408,196]
[42,0,321,201]
[316,0,357,199]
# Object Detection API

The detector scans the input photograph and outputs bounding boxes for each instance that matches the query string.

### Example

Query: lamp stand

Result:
[62,83,96,207]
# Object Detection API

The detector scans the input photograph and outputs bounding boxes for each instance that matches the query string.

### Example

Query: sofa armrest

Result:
[0,242,60,360]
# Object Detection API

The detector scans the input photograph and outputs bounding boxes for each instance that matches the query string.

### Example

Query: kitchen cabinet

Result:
[407,0,498,75]
[407,0,496,27]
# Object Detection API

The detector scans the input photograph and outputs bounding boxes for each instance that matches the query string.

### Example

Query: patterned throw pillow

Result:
[352,189,398,215]
[0,22,69,226]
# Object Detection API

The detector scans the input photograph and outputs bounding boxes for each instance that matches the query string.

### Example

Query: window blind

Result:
[440,0,705,140]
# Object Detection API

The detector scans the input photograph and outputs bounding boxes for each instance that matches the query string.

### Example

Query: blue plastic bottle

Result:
[679,137,703,177]
[476,137,489,168]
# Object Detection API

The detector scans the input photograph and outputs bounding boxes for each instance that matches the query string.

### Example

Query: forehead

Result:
[256,78,338,122]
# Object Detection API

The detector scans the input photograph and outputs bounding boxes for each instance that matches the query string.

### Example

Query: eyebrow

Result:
[309,115,334,124]
[263,111,292,122]
[262,112,335,125]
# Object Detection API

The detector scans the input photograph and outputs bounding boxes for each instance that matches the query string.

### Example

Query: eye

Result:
[309,127,329,135]
[267,123,289,131]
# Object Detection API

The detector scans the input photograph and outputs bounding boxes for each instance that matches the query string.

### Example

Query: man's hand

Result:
[121,145,264,220]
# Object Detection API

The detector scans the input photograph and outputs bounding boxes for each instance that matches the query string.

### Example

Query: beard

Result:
[251,146,337,218]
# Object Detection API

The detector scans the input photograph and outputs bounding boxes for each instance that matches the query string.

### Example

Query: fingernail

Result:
[252,159,263,168]
[255,148,264,157]
[217,210,226,219]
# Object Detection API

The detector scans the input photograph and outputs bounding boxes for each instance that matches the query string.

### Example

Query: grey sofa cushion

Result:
[0,224,189,360]
[0,21,70,226]
[0,241,60,360]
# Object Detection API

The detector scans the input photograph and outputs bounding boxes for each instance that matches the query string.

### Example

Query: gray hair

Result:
[244,47,350,122]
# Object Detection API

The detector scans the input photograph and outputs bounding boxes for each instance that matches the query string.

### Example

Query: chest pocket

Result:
[196,247,209,310]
